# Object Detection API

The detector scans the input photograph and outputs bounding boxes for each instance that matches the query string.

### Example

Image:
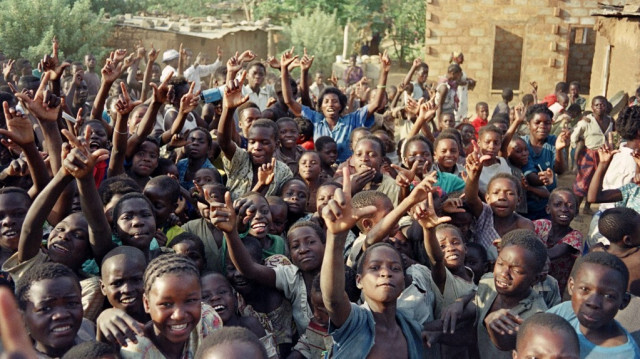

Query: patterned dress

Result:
[533,219,582,294]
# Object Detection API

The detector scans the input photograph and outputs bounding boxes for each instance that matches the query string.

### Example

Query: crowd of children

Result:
[0,37,640,359]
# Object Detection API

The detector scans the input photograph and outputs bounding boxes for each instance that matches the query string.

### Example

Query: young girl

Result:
[297,151,330,214]
[315,136,338,178]
[211,192,325,336]
[457,123,476,157]
[433,133,464,176]
[533,188,582,295]
[17,263,95,358]
[127,138,160,190]
[177,127,217,191]
[120,254,223,359]
[111,192,159,260]
[506,136,550,215]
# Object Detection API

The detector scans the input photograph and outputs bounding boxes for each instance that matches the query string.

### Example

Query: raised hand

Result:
[392,161,419,188]
[537,168,554,186]
[135,43,147,60]
[266,56,280,69]
[237,50,256,64]
[300,48,315,71]
[465,140,491,179]
[39,37,70,81]
[0,287,38,357]
[115,82,142,116]
[150,71,173,104]
[61,127,110,179]
[113,49,128,63]
[96,308,144,347]
[216,46,223,60]
[408,171,439,202]
[529,81,538,92]
[442,193,467,214]
[15,72,61,122]
[227,52,244,74]
[412,191,451,230]
[2,59,15,81]
[280,47,299,69]
[209,191,237,233]
[179,82,201,114]
[0,102,35,146]
[168,133,187,148]
[223,70,250,109]
[555,129,570,150]
[328,70,338,87]
[513,103,525,123]
[147,44,159,63]
[3,158,29,177]
[380,50,391,73]
[412,58,422,69]
[322,167,377,234]
[257,157,276,186]
[101,58,123,84]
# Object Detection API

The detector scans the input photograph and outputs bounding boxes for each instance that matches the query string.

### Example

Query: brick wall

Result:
[566,27,596,94]
[424,0,621,111]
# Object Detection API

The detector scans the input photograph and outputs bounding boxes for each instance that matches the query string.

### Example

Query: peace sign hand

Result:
[322,167,377,235]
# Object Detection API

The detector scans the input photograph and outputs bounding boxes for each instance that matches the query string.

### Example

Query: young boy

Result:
[512,313,580,359]
[476,125,513,194]
[320,168,425,358]
[597,207,640,297]
[471,102,489,134]
[492,87,513,119]
[218,71,293,200]
[274,117,305,174]
[547,251,640,358]
[474,229,549,358]
[143,175,184,244]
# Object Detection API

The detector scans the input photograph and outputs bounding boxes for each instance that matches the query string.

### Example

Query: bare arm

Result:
[553,130,569,174]
[141,46,158,102]
[587,146,622,203]
[366,50,391,116]
[500,104,525,157]
[401,59,421,89]
[281,49,302,117]
[92,50,128,134]
[435,85,447,122]
[109,82,141,177]
[160,82,199,145]
[463,142,485,218]
[299,49,313,108]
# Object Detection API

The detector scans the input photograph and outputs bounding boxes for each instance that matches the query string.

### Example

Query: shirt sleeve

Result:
[301,105,322,124]
[273,264,299,299]
[349,105,374,128]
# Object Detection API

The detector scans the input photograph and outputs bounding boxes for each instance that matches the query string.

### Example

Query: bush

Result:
[0,0,111,63]
[282,7,343,76]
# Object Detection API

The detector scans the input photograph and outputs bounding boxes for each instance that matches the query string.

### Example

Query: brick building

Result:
[424,0,625,111]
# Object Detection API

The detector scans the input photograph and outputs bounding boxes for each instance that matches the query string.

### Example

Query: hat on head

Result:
[162,49,179,63]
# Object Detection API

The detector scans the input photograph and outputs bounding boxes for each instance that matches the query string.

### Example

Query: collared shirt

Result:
[222,146,293,200]
[161,64,176,82]
[274,264,313,335]
[523,134,558,213]
[330,302,425,359]
[476,273,548,359]
[242,84,276,111]
[301,105,374,163]
[570,114,613,150]
[184,59,222,93]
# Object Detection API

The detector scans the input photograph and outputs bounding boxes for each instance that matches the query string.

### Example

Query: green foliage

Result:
[385,0,425,65]
[282,7,343,75]
[0,0,112,63]
[89,0,145,15]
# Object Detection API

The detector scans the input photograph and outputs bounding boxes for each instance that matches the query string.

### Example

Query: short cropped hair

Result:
[16,263,80,310]
[570,251,629,291]
[525,103,553,122]
[501,229,548,274]
[516,313,578,353]
[598,207,640,244]
[195,326,268,359]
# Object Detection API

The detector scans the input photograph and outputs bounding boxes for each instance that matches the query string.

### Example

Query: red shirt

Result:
[470,117,488,134]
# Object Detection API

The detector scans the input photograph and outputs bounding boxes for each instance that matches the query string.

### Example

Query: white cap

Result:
[162,49,179,62]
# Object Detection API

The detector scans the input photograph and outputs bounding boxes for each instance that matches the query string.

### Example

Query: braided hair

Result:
[143,253,200,294]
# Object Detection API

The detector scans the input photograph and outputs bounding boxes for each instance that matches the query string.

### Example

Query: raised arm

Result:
[0,103,49,196]
[415,192,452,293]
[366,50,391,116]
[553,129,569,174]
[92,49,128,134]
[280,48,302,116]
[209,191,276,287]
[140,45,158,103]
[464,141,487,217]
[218,70,249,160]
[321,167,377,328]
[500,103,525,157]
[435,84,448,122]
[401,59,421,89]
[160,82,199,145]
[587,145,622,203]
[61,129,114,264]
[408,100,436,142]
[299,48,314,108]
[109,82,141,177]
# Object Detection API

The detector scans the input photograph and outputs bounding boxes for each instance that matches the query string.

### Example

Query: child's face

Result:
[493,245,539,298]
[144,273,201,346]
[0,192,29,251]
[385,231,413,261]
[25,277,83,356]
[144,185,176,226]
[435,227,466,270]
[318,142,338,166]
[448,212,473,240]
[529,114,552,142]
[246,195,272,239]
[495,122,508,135]
[464,247,487,283]
[568,263,628,332]
[478,131,502,159]
[460,125,476,144]
[197,187,224,221]
[366,199,395,234]
[486,178,518,218]
[287,226,324,272]
[116,198,156,251]
[47,213,90,269]
[278,121,299,149]
[513,325,580,359]
[128,106,147,134]
[298,153,321,181]
[316,185,338,214]
[477,105,489,120]
[131,141,159,177]
[101,255,145,314]
[269,204,287,236]
[546,191,576,227]
[354,140,383,174]
[435,139,459,171]
[239,108,261,137]
[357,246,405,304]
[310,290,329,327]
[186,130,210,160]
[173,240,205,272]
[404,140,433,175]
[441,114,456,129]
[225,260,253,296]
[86,122,109,151]
[281,180,309,215]
[247,127,277,166]
[194,169,218,187]
[507,139,529,167]
[200,273,236,323]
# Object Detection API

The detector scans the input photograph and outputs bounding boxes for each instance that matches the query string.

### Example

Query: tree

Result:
[0,0,111,63]
[283,7,343,75]
[385,0,425,65]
